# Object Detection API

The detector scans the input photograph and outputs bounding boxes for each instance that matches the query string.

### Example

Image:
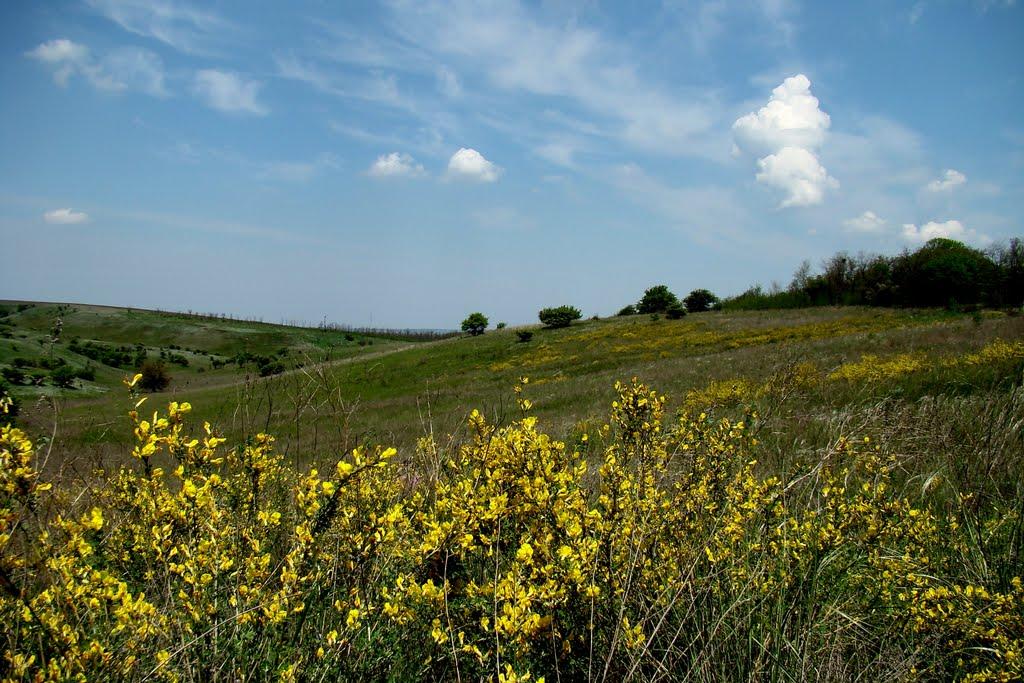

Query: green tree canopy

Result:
[460,312,489,336]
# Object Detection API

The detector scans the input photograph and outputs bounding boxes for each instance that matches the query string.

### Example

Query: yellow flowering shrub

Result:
[0,378,1020,681]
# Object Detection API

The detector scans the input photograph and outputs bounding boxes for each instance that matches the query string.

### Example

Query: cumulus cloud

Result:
[843,210,887,233]
[925,168,967,192]
[367,152,425,178]
[27,39,168,96]
[446,148,501,182]
[733,74,837,207]
[44,208,89,224]
[192,70,267,115]
[755,146,838,208]
[901,219,990,245]
[733,74,831,156]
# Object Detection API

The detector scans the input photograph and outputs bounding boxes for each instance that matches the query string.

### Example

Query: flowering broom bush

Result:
[0,376,1020,682]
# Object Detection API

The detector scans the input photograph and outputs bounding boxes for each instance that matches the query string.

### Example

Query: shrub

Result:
[461,312,489,336]
[137,359,170,392]
[496,322,507,330]
[684,288,719,313]
[75,365,96,382]
[637,285,679,314]
[516,330,534,343]
[1,367,25,385]
[665,301,687,319]
[538,305,582,329]
[617,305,637,316]
[50,364,78,389]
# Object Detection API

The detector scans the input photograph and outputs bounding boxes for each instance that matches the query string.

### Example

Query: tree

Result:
[891,238,997,308]
[637,285,679,314]
[138,359,170,392]
[461,312,489,336]
[616,304,636,316]
[538,305,582,328]
[683,289,719,313]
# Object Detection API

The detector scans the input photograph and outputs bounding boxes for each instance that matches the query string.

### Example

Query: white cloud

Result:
[44,208,89,224]
[27,39,168,96]
[367,152,426,178]
[733,74,837,208]
[755,146,838,208]
[901,219,990,245]
[925,168,967,192]
[192,70,267,115]
[733,74,831,156]
[86,0,235,56]
[446,148,501,182]
[843,210,887,233]
[26,38,89,66]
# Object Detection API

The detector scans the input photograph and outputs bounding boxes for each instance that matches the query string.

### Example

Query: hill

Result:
[4,300,1022,469]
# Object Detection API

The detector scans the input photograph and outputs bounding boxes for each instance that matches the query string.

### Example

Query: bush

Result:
[50,365,78,389]
[637,285,679,314]
[75,365,96,382]
[461,312,489,336]
[617,305,637,316]
[1,367,25,385]
[516,330,534,343]
[538,305,582,329]
[496,322,507,330]
[138,360,170,392]
[259,361,286,377]
[684,288,719,313]
[665,301,687,319]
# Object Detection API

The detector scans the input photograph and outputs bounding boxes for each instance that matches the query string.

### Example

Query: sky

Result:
[1,0,1022,328]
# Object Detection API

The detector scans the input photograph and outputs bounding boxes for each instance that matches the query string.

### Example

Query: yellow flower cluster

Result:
[0,377,1019,681]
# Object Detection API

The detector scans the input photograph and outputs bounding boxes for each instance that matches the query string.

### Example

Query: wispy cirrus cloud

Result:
[85,0,239,56]
[192,69,267,115]
[43,208,90,224]
[26,38,168,96]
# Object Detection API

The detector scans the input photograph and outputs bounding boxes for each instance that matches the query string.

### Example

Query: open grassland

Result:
[2,303,1023,681]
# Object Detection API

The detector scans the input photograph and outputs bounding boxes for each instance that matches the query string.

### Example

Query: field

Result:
[2,300,1023,681]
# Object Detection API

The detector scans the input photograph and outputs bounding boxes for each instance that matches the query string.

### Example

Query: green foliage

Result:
[1,367,25,385]
[50,364,78,389]
[637,285,679,314]
[616,304,636,316]
[138,359,170,392]
[538,305,582,329]
[516,330,534,343]
[684,288,719,313]
[723,237,1023,311]
[496,322,507,330]
[461,312,489,336]
[665,301,687,319]
[893,238,998,307]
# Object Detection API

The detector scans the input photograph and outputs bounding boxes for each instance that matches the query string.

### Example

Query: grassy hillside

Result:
[5,301,1021,471]
[0,300,407,399]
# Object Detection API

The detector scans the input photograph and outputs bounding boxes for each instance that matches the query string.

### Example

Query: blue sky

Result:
[1,0,1021,327]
